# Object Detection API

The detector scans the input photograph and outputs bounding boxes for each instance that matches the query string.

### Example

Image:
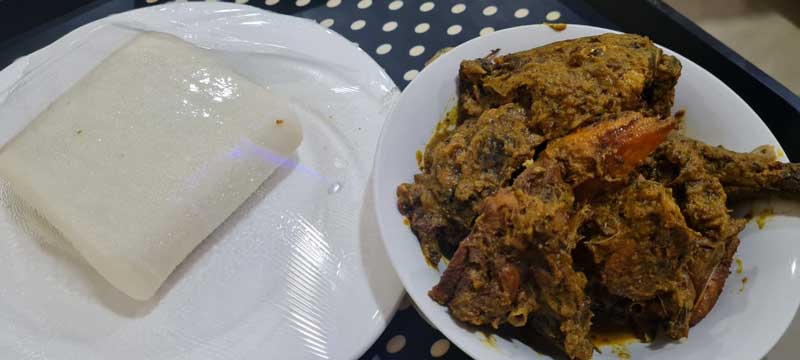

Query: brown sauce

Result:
[756,208,774,229]
[739,276,749,292]
[590,320,638,347]
[546,23,568,31]
[480,331,498,349]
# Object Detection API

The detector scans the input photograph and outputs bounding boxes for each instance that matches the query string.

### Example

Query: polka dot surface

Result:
[382,21,397,32]
[386,334,407,353]
[419,2,435,12]
[261,0,579,95]
[547,10,562,21]
[447,25,462,35]
[264,0,279,5]
[376,43,392,55]
[357,0,372,9]
[409,45,425,57]
[430,339,451,357]
[350,19,366,31]
[294,0,309,7]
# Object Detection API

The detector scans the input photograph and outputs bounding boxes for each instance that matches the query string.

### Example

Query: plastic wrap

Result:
[0,3,402,359]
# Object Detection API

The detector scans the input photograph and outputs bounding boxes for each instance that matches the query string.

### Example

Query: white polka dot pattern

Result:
[430,339,451,357]
[403,70,419,81]
[357,0,372,9]
[319,18,334,28]
[451,3,466,14]
[249,0,574,96]
[171,0,579,117]
[386,335,407,353]
[447,25,462,35]
[350,19,366,30]
[419,2,435,12]
[376,44,392,55]
[382,21,398,32]
[234,0,249,4]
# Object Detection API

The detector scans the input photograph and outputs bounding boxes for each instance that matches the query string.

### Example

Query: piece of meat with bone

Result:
[430,113,676,360]
[397,104,541,264]
[458,33,681,137]
[634,134,783,327]
[583,178,699,340]
[645,134,800,199]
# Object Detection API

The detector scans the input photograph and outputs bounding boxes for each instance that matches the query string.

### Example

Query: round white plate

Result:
[374,24,800,360]
[0,3,402,360]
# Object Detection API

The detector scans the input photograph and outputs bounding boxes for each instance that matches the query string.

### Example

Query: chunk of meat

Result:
[429,167,573,329]
[679,177,746,326]
[690,235,740,326]
[430,113,676,360]
[458,33,681,138]
[636,134,760,327]
[643,135,800,198]
[544,112,679,192]
[397,104,541,263]
[584,178,699,339]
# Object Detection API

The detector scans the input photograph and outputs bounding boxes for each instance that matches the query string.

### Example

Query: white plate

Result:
[0,3,402,360]
[373,24,800,360]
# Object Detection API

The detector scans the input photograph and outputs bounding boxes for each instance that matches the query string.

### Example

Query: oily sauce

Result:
[590,320,638,347]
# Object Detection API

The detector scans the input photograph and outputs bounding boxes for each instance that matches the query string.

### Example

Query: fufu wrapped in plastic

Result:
[0,33,302,300]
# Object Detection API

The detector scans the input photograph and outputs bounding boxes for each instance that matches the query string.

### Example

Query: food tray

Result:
[1,0,798,359]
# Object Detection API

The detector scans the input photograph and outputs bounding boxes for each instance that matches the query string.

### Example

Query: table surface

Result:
[1,0,799,359]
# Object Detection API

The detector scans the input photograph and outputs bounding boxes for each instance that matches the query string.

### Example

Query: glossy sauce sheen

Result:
[0,32,302,300]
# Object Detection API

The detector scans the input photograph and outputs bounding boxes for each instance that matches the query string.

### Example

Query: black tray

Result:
[1,1,798,359]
